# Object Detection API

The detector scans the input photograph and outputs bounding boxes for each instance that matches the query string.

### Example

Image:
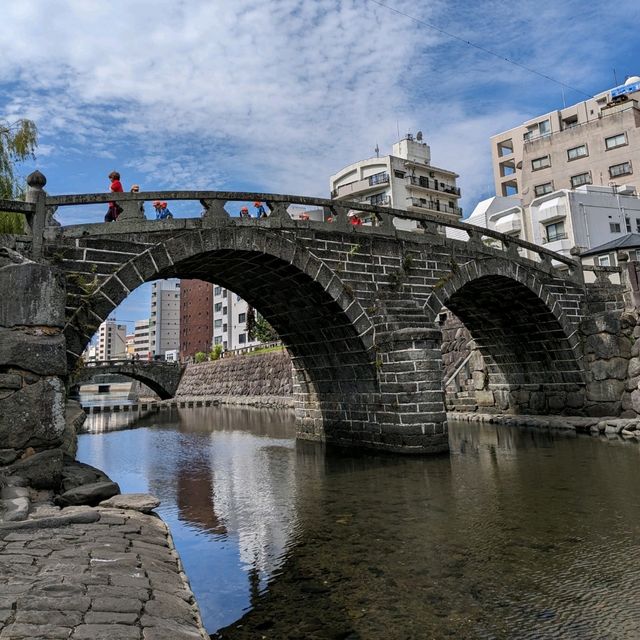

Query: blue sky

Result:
[2,0,639,331]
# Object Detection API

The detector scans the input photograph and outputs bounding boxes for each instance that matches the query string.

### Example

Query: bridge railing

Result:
[7,171,581,277]
[82,359,181,367]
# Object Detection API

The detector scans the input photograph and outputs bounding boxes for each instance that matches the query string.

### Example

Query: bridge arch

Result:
[424,257,585,414]
[65,226,378,442]
[71,361,184,400]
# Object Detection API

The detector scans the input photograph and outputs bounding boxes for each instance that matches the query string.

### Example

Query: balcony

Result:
[405,175,461,197]
[542,232,568,244]
[332,172,389,198]
[408,197,462,217]
[537,204,567,223]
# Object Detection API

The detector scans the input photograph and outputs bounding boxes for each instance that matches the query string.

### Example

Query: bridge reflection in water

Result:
[79,406,640,638]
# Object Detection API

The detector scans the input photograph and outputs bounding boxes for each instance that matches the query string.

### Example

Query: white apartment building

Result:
[492,75,640,208]
[149,279,180,358]
[96,319,127,361]
[212,286,261,351]
[466,184,640,271]
[133,319,151,359]
[330,133,462,225]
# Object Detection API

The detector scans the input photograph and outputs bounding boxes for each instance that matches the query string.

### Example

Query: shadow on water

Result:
[78,409,640,639]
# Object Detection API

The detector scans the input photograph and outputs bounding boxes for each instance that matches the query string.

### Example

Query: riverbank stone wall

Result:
[176,351,293,399]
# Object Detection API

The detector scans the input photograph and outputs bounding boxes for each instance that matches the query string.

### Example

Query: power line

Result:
[366,0,593,98]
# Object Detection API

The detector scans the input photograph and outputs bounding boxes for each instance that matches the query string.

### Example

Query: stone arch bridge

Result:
[0,173,625,454]
[71,360,185,400]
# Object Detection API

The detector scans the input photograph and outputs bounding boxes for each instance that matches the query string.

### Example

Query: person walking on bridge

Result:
[105,171,123,222]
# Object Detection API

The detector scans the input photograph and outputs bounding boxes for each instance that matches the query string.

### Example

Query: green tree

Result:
[251,313,278,343]
[0,119,38,199]
[0,118,38,233]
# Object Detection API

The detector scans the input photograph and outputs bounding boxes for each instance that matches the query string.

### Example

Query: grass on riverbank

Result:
[244,345,286,356]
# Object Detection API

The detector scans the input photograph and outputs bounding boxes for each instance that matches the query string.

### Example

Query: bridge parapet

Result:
[0,171,583,282]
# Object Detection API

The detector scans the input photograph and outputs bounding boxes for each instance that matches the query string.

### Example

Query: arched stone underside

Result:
[426,261,586,414]
[62,228,426,450]
[72,365,182,400]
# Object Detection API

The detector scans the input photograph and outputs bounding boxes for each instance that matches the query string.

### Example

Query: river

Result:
[77,405,640,639]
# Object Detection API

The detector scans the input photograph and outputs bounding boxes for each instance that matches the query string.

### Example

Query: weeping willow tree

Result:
[0,118,38,233]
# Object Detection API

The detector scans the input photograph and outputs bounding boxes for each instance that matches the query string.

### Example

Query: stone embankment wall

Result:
[176,350,293,402]
[444,308,640,419]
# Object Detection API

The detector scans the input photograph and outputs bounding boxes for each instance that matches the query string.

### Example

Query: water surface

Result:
[77,406,640,639]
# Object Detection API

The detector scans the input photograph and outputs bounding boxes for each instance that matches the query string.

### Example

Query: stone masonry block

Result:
[0,263,66,328]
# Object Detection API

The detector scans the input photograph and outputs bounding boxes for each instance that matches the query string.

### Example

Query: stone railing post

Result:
[25,170,47,259]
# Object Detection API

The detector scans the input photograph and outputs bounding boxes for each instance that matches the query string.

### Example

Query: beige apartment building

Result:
[492,75,640,214]
[330,133,462,224]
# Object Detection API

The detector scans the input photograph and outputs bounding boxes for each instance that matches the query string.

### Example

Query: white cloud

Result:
[1,0,638,208]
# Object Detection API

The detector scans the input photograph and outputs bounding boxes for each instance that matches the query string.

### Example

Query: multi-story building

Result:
[180,279,214,360]
[330,133,462,224]
[212,285,260,351]
[125,334,135,359]
[96,319,127,361]
[133,319,151,360]
[149,279,180,358]
[466,184,640,271]
[492,75,640,210]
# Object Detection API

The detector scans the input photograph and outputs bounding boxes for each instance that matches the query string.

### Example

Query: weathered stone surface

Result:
[0,449,18,465]
[586,380,626,402]
[176,351,292,398]
[0,377,66,450]
[55,481,120,507]
[628,357,640,379]
[0,262,65,328]
[60,460,111,493]
[100,493,160,513]
[590,357,629,381]
[0,327,67,376]
[475,390,494,407]
[581,313,621,336]
[631,389,640,414]
[6,449,63,490]
[585,334,632,359]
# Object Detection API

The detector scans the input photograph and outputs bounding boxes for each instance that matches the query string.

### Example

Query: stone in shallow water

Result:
[99,493,160,513]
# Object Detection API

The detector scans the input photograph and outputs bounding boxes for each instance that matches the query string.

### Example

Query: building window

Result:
[238,313,246,323]
[605,133,627,150]
[610,222,621,233]
[544,221,566,243]
[597,255,611,266]
[238,333,247,344]
[222,324,227,333]
[222,307,227,315]
[394,170,405,178]
[531,156,551,171]
[214,319,222,328]
[539,119,551,136]
[567,144,588,161]
[636,218,640,233]
[627,217,632,233]
[497,139,513,157]
[214,303,222,312]
[610,161,632,178]
[562,115,578,129]
[370,193,387,205]
[570,172,592,188]
[368,171,389,186]
[214,336,222,345]
[214,286,221,296]
[534,182,554,197]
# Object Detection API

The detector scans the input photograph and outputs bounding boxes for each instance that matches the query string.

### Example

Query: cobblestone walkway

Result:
[0,506,209,639]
